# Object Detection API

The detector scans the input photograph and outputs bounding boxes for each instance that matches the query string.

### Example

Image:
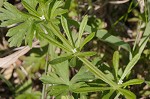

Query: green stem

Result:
[41,46,49,99]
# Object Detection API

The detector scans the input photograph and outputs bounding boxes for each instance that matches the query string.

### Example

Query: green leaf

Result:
[64,0,71,9]
[47,85,69,96]
[73,87,112,93]
[49,22,73,51]
[67,19,131,51]
[75,52,96,57]
[2,2,20,14]
[120,53,140,81]
[40,73,66,85]
[69,57,77,67]
[102,90,115,99]
[0,19,23,27]
[6,19,36,47]
[61,16,74,46]
[78,57,117,87]
[36,0,52,19]
[54,60,70,84]
[6,22,27,47]
[49,54,73,65]
[112,51,119,79]
[138,22,150,54]
[22,0,40,17]
[80,32,95,50]
[25,20,35,47]
[121,79,144,87]
[41,59,70,85]
[39,32,70,52]
[95,29,131,52]
[0,2,37,47]
[118,88,136,99]
[77,15,88,48]
[1,1,68,47]
[50,0,64,18]
[53,8,68,18]
[71,66,94,83]
[45,0,53,4]
[22,0,38,9]
[70,82,88,91]
[0,2,27,25]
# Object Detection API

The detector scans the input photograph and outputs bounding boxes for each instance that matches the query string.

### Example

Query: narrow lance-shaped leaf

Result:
[77,15,88,48]
[102,90,115,99]
[0,19,23,27]
[46,0,54,19]
[49,22,73,51]
[39,32,70,52]
[73,87,112,93]
[61,16,74,47]
[112,51,119,79]
[120,53,140,81]
[45,0,53,5]
[80,32,95,50]
[50,0,64,18]
[121,79,144,87]
[25,19,35,47]
[53,8,68,18]
[22,1,40,17]
[118,88,136,99]
[138,22,150,54]
[78,57,117,87]
[22,0,38,9]
[95,29,131,52]
[75,52,96,57]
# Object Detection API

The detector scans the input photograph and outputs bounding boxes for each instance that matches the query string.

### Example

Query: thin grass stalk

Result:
[41,45,50,99]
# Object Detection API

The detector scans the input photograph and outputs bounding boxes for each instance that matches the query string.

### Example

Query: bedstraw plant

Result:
[0,0,150,98]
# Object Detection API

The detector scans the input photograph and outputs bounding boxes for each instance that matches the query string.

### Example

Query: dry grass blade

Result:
[137,0,145,13]
[109,0,129,4]
[0,41,39,68]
